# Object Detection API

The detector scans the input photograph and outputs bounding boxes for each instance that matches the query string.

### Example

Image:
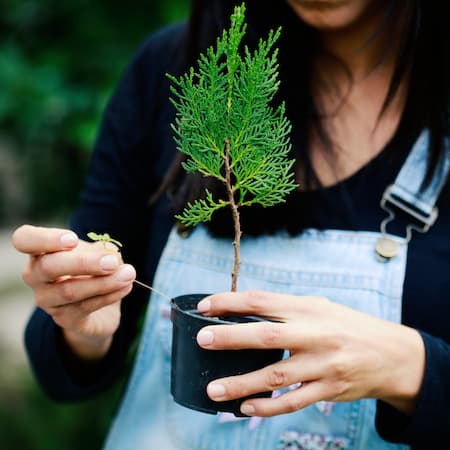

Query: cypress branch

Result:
[168,3,298,291]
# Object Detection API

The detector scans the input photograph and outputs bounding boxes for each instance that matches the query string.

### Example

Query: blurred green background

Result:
[0,0,188,448]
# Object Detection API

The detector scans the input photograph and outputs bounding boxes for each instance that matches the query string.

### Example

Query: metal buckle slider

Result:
[380,184,439,241]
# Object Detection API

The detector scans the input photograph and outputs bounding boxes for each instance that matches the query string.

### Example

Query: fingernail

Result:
[60,233,77,247]
[115,265,135,282]
[240,403,255,416]
[197,329,214,346]
[197,299,210,313]
[208,383,225,399]
[100,255,119,271]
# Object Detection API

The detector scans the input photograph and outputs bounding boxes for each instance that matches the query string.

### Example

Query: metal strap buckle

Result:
[380,184,439,242]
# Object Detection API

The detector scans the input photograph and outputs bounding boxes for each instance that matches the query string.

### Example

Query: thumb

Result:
[12,225,78,255]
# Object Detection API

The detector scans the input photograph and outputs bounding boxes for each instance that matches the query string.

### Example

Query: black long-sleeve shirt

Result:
[25,22,450,449]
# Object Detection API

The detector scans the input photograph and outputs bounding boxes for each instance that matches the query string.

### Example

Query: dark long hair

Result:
[153,0,450,233]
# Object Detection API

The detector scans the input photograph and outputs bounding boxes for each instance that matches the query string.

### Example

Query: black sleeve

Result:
[375,330,450,448]
[23,23,185,402]
[24,307,129,401]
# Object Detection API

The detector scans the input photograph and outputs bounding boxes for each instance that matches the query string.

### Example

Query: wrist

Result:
[62,328,113,361]
[378,325,425,414]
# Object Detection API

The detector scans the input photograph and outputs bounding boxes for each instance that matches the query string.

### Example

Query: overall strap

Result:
[376,129,450,260]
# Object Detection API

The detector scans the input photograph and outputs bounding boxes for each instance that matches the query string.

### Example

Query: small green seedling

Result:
[87,232,123,249]
[87,231,171,300]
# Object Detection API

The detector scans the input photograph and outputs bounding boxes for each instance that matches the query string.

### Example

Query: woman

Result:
[12,0,450,448]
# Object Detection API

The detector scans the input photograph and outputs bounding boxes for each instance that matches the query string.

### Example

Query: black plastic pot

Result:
[170,293,284,416]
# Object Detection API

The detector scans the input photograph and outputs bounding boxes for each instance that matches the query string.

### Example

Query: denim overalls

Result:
[103,130,449,450]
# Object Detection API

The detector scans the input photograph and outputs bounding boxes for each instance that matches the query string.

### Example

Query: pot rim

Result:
[171,294,268,326]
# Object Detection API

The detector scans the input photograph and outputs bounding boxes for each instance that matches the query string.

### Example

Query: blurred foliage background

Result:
[0,0,188,224]
[0,0,188,448]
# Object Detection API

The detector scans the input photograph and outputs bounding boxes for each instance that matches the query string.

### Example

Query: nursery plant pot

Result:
[170,293,284,416]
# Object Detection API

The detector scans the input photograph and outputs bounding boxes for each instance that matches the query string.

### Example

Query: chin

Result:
[286,0,382,32]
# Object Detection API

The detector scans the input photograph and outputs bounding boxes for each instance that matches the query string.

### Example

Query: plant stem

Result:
[133,279,172,301]
[224,137,241,292]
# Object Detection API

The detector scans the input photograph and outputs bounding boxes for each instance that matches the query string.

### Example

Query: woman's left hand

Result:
[196,291,425,417]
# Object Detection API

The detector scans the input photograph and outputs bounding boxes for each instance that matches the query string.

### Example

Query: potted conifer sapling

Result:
[167,4,298,416]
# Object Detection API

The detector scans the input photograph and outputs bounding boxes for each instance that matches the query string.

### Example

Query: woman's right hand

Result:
[12,224,136,361]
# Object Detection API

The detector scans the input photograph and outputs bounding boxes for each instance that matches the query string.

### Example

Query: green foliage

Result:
[168,3,297,228]
[175,190,228,227]
[0,371,123,450]
[0,0,189,222]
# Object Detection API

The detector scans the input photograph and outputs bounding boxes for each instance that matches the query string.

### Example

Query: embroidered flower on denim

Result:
[277,430,349,450]
[315,401,336,416]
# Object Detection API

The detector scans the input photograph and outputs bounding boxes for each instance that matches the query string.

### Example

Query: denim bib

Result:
[103,130,449,450]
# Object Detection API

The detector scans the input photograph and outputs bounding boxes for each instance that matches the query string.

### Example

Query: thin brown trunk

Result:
[224,138,241,292]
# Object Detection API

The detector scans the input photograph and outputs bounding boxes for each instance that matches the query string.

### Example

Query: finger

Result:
[31,247,124,283]
[197,320,319,351]
[38,264,136,308]
[197,290,329,321]
[12,225,78,255]
[206,355,320,402]
[239,381,331,417]
[65,284,132,318]
[52,285,131,329]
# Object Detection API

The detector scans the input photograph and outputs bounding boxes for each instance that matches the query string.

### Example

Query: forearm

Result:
[376,330,450,446]
[24,292,144,401]
[25,308,120,401]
